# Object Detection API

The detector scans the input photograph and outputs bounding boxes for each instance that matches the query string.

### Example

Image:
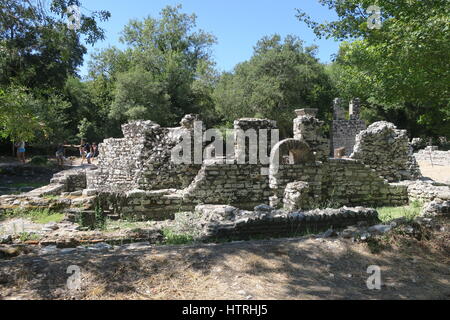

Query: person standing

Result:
[15,141,26,164]
[84,141,92,164]
[56,143,65,166]
[79,139,89,164]
[90,143,99,164]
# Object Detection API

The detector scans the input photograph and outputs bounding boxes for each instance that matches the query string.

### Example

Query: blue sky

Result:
[78,0,340,77]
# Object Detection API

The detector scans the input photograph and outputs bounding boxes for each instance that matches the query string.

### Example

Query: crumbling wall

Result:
[233,118,278,164]
[87,118,201,192]
[270,159,408,209]
[351,121,422,182]
[293,109,329,161]
[331,98,367,157]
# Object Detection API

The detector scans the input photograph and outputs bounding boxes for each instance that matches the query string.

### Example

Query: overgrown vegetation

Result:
[377,201,423,223]
[18,232,42,242]
[162,228,195,245]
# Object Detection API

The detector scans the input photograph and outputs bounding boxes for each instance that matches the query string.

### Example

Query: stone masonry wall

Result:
[293,109,329,161]
[176,205,380,241]
[332,120,367,156]
[183,162,271,209]
[351,121,421,182]
[87,119,201,192]
[331,98,366,157]
[97,161,272,220]
[270,159,408,209]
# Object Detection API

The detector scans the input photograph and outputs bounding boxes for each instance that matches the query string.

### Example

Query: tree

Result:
[0,0,110,143]
[213,34,335,136]
[297,0,450,137]
[0,86,70,143]
[89,5,219,128]
[0,0,110,89]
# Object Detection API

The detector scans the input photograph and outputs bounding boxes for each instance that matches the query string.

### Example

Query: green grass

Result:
[4,208,65,224]
[162,228,194,245]
[377,201,423,223]
[43,195,59,200]
[18,232,42,242]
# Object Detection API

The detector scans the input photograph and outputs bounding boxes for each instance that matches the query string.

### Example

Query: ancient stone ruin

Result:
[331,98,367,157]
[351,121,422,182]
[1,100,449,242]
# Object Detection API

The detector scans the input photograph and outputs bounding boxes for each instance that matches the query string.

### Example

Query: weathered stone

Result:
[351,121,422,182]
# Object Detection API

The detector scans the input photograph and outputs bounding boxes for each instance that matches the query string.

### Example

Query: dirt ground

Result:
[417,161,450,185]
[1,217,449,300]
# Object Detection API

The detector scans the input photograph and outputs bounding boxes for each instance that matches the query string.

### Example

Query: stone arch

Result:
[270,139,315,167]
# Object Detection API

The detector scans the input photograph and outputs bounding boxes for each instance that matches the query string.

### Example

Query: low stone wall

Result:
[414,147,450,166]
[175,205,380,241]
[394,180,450,203]
[183,162,271,208]
[94,161,272,220]
[270,159,408,209]
[49,168,87,193]
[96,157,411,220]
[97,189,187,221]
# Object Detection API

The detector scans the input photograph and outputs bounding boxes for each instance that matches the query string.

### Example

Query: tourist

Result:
[91,143,99,163]
[56,143,65,166]
[80,140,91,164]
[15,141,26,164]
[79,139,86,164]
[86,142,94,164]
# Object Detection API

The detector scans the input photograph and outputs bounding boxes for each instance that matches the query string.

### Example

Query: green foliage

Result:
[0,1,109,144]
[213,34,335,136]
[90,5,219,128]
[298,0,450,138]
[0,86,46,142]
[5,208,65,224]
[162,228,194,245]
[0,86,72,143]
[94,204,107,230]
[18,232,42,242]
[0,0,110,89]
[377,201,423,223]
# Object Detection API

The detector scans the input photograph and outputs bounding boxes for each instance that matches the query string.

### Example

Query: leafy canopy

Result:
[298,0,450,137]
[213,34,335,136]
[89,5,218,127]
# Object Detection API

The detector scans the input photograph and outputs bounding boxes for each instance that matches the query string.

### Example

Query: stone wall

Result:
[394,180,450,203]
[87,118,201,192]
[332,121,367,157]
[351,121,421,182]
[175,205,380,241]
[233,118,278,164]
[331,98,366,156]
[183,162,271,208]
[96,161,272,220]
[414,147,450,166]
[270,159,408,210]
[293,109,329,161]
